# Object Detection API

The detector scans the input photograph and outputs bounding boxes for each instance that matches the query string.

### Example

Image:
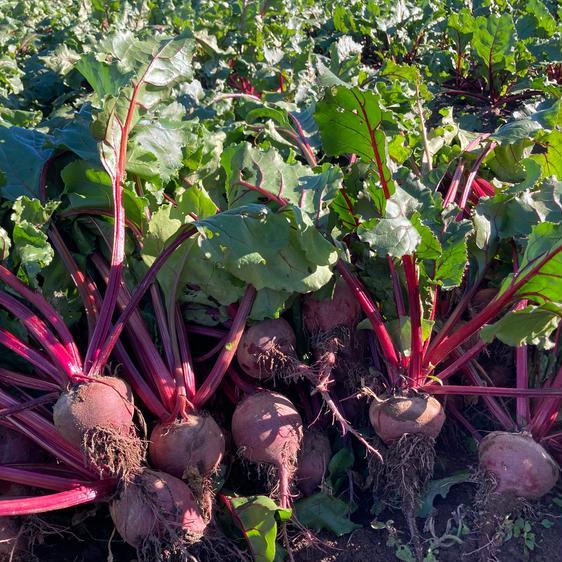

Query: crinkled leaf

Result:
[74,54,132,100]
[10,197,59,286]
[0,227,10,261]
[471,14,517,74]
[532,130,562,180]
[417,471,472,518]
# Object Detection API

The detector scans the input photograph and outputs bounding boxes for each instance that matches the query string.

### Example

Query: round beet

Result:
[303,278,362,334]
[479,432,559,499]
[110,469,207,558]
[232,391,303,507]
[237,318,297,380]
[369,393,445,445]
[149,414,225,480]
[296,430,331,496]
[53,376,141,477]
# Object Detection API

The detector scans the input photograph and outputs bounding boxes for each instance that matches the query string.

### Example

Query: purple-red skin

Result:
[110,469,207,549]
[302,279,362,334]
[479,431,560,499]
[237,318,297,380]
[232,391,303,508]
[369,394,445,445]
[53,376,135,447]
[296,430,331,496]
[149,415,225,479]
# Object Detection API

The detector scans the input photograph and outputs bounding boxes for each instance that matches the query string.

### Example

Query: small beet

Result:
[296,430,331,496]
[237,318,297,380]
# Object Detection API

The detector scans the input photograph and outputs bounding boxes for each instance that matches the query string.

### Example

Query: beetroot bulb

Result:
[110,469,207,561]
[236,318,300,381]
[148,414,225,518]
[53,376,142,478]
[296,430,331,496]
[232,391,303,508]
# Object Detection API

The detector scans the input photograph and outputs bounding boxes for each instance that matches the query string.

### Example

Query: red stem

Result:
[530,364,562,440]
[0,466,92,492]
[0,393,58,420]
[0,482,113,516]
[192,286,255,409]
[403,255,423,386]
[336,260,400,381]
[175,305,196,402]
[423,385,562,397]
[0,368,59,392]
[387,258,406,317]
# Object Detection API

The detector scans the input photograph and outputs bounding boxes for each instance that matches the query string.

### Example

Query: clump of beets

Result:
[232,391,303,508]
[296,430,331,496]
[110,469,207,561]
[237,318,299,381]
[53,376,142,478]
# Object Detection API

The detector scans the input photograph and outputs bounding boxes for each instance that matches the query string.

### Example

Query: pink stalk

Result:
[387,258,406,317]
[288,113,317,167]
[423,385,562,397]
[0,291,79,380]
[403,255,423,386]
[175,306,196,400]
[186,325,228,338]
[515,309,530,428]
[90,254,176,410]
[447,399,482,441]
[458,358,516,430]
[59,208,144,240]
[0,265,81,366]
[193,286,256,409]
[49,225,97,336]
[0,369,59,392]
[151,285,175,371]
[425,241,562,368]
[456,142,497,214]
[0,482,113,516]
[336,260,400,381]
[474,177,495,196]
[529,364,562,440]
[0,393,58,419]
[0,466,91,492]
[426,340,486,383]
[443,160,465,207]
[91,226,197,372]
[194,333,230,363]
[0,329,62,383]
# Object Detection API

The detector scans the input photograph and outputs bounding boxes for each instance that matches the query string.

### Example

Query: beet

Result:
[149,414,225,480]
[302,278,362,334]
[369,393,445,444]
[110,469,207,558]
[53,376,141,477]
[236,318,297,380]
[479,431,559,499]
[232,391,303,507]
[296,430,331,496]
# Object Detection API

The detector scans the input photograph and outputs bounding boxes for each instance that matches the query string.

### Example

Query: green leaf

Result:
[480,305,560,348]
[532,130,562,180]
[358,215,420,258]
[74,53,133,100]
[10,197,59,286]
[471,14,517,75]
[0,127,53,201]
[295,493,360,537]
[229,495,291,562]
[417,471,472,518]
[315,86,396,198]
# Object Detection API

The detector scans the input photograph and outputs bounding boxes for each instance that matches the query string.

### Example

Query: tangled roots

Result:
[384,433,436,561]
[83,426,145,481]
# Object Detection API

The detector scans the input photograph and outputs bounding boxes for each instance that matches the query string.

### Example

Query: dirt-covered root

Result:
[384,433,437,562]
[471,470,532,562]
[82,426,145,481]
[182,467,216,523]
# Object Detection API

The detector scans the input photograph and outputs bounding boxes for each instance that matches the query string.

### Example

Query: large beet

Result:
[479,431,559,499]
[149,414,225,479]
[232,391,303,507]
[369,393,445,444]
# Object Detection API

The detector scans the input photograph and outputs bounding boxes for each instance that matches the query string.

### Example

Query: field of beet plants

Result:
[1,0,562,561]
